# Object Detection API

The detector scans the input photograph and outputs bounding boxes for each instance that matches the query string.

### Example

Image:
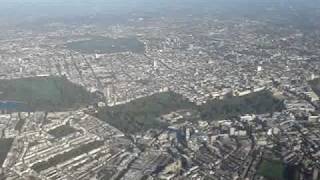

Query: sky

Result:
[0,0,319,26]
[0,0,208,19]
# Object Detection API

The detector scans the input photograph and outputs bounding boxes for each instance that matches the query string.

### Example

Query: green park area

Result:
[257,159,285,180]
[309,78,320,96]
[96,91,195,134]
[65,36,145,54]
[48,124,78,138]
[0,76,93,111]
[0,138,14,166]
[96,90,284,134]
[199,90,284,120]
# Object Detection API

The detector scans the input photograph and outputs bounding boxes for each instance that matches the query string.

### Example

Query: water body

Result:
[0,101,23,109]
[0,101,27,112]
[65,37,145,54]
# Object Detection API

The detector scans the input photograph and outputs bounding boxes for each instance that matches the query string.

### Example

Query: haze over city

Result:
[0,0,320,180]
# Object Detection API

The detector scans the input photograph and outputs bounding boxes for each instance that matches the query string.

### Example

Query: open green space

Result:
[65,36,145,54]
[96,90,284,134]
[309,78,320,97]
[96,91,195,134]
[14,118,25,132]
[199,90,285,120]
[0,138,14,166]
[48,124,77,138]
[257,159,285,180]
[31,141,103,172]
[0,76,93,111]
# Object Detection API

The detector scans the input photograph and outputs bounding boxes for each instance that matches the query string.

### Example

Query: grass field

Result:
[0,76,93,111]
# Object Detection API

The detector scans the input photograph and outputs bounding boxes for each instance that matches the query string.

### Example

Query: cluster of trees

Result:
[14,118,25,132]
[257,159,285,180]
[96,92,195,134]
[0,138,14,166]
[309,78,320,96]
[0,76,94,111]
[97,90,284,135]
[199,90,285,120]
[48,125,77,138]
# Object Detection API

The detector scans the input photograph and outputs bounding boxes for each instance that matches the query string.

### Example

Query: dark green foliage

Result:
[199,90,284,120]
[31,141,103,172]
[65,37,145,54]
[257,159,285,180]
[48,125,77,138]
[96,92,195,134]
[96,90,284,134]
[0,138,14,166]
[309,78,320,96]
[14,118,25,131]
[0,76,93,111]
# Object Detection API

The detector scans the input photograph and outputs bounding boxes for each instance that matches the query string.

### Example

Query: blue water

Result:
[0,101,25,110]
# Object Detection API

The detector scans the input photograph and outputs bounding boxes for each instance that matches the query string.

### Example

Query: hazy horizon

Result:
[0,0,317,31]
